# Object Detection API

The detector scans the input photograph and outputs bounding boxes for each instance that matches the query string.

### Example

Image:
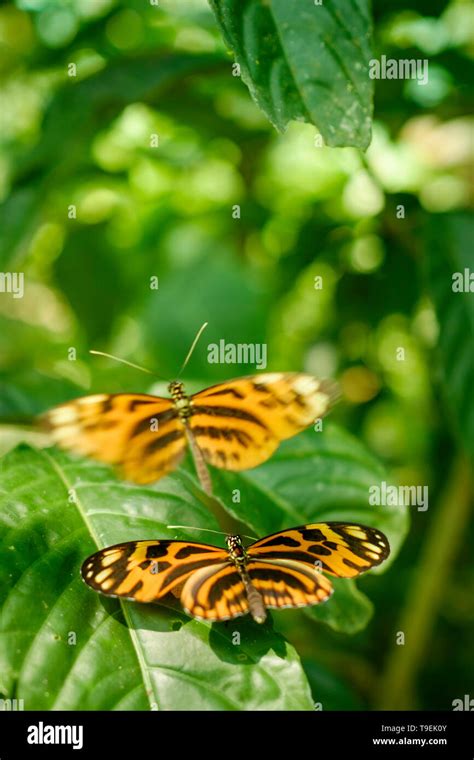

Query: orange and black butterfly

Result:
[81,522,390,623]
[41,373,336,488]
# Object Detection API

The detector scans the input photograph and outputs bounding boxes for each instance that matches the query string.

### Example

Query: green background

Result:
[0,0,472,711]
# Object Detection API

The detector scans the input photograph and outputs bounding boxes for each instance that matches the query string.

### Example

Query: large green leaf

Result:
[209,0,374,148]
[426,213,474,460]
[0,445,313,711]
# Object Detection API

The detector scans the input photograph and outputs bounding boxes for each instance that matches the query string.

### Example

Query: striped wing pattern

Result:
[189,373,336,470]
[42,393,186,484]
[81,523,390,623]
[248,523,390,578]
[244,559,333,610]
[81,540,228,603]
[42,373,336,484]
[180,563,248,621]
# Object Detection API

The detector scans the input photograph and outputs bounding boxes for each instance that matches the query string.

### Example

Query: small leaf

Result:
[210,0,374,148]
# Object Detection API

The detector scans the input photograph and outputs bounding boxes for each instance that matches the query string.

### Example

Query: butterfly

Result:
[81,522,390,623]
[41,373,336,487]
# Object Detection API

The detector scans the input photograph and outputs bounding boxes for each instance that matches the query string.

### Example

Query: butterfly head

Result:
[168,380,186,399]
[226,534,247,564]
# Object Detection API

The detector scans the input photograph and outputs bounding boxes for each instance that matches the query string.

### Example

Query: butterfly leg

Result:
[185,425,212,495]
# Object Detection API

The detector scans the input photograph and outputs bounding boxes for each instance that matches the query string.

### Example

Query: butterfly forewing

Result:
[248,523,390,578]
[189,373,336,471]
[81,540,228,603]
[42,393,186,483]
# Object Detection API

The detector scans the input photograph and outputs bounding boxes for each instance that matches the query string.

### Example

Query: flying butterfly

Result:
[41,325,337,491]
[81,522,390,623]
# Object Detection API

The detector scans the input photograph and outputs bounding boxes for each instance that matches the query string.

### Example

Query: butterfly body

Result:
[81,522,390,624]
[168,380,193,420]
[42,373,337,486]
[224,535,267,623]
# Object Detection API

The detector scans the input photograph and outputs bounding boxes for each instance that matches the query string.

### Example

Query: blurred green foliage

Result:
[0,0,473,710]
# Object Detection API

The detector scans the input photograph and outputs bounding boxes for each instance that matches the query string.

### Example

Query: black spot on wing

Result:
[145,543,170,559]
[175,545,219,559]
[300,528,326,542]
[307,544,332,556]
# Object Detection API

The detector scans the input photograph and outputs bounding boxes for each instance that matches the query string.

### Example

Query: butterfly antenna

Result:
[90,350,163,379]
[167,525,257,541]
[176,322,208,378]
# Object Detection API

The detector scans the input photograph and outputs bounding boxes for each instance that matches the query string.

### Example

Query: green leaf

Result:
[209,0,374,148]
[426,213,474,460]
[0,445,313,710]
[305,577,373,634]
[212,424,408,632]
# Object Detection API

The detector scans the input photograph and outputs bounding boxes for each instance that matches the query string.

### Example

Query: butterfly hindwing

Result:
[248,523,390,578]
[246,559,333,609]
[42,393,187,484]
[81,540,228,603]
[189,373,336,471]
[180,563,249,621]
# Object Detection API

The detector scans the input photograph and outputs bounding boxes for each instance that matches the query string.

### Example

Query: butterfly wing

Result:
[41,393,186,483]
[246,559,333,609]
[81,540,229,603]
[188,373,336,470]
[248,523,390,578]
[180,563,249,621]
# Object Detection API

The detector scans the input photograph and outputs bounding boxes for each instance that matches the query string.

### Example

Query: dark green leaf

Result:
[210,0,374,148]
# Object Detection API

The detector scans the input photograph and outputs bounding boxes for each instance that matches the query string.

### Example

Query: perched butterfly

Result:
[81,522,390,623]
[41,372,336,489]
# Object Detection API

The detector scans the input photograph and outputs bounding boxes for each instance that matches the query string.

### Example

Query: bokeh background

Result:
[0,0,473,710]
